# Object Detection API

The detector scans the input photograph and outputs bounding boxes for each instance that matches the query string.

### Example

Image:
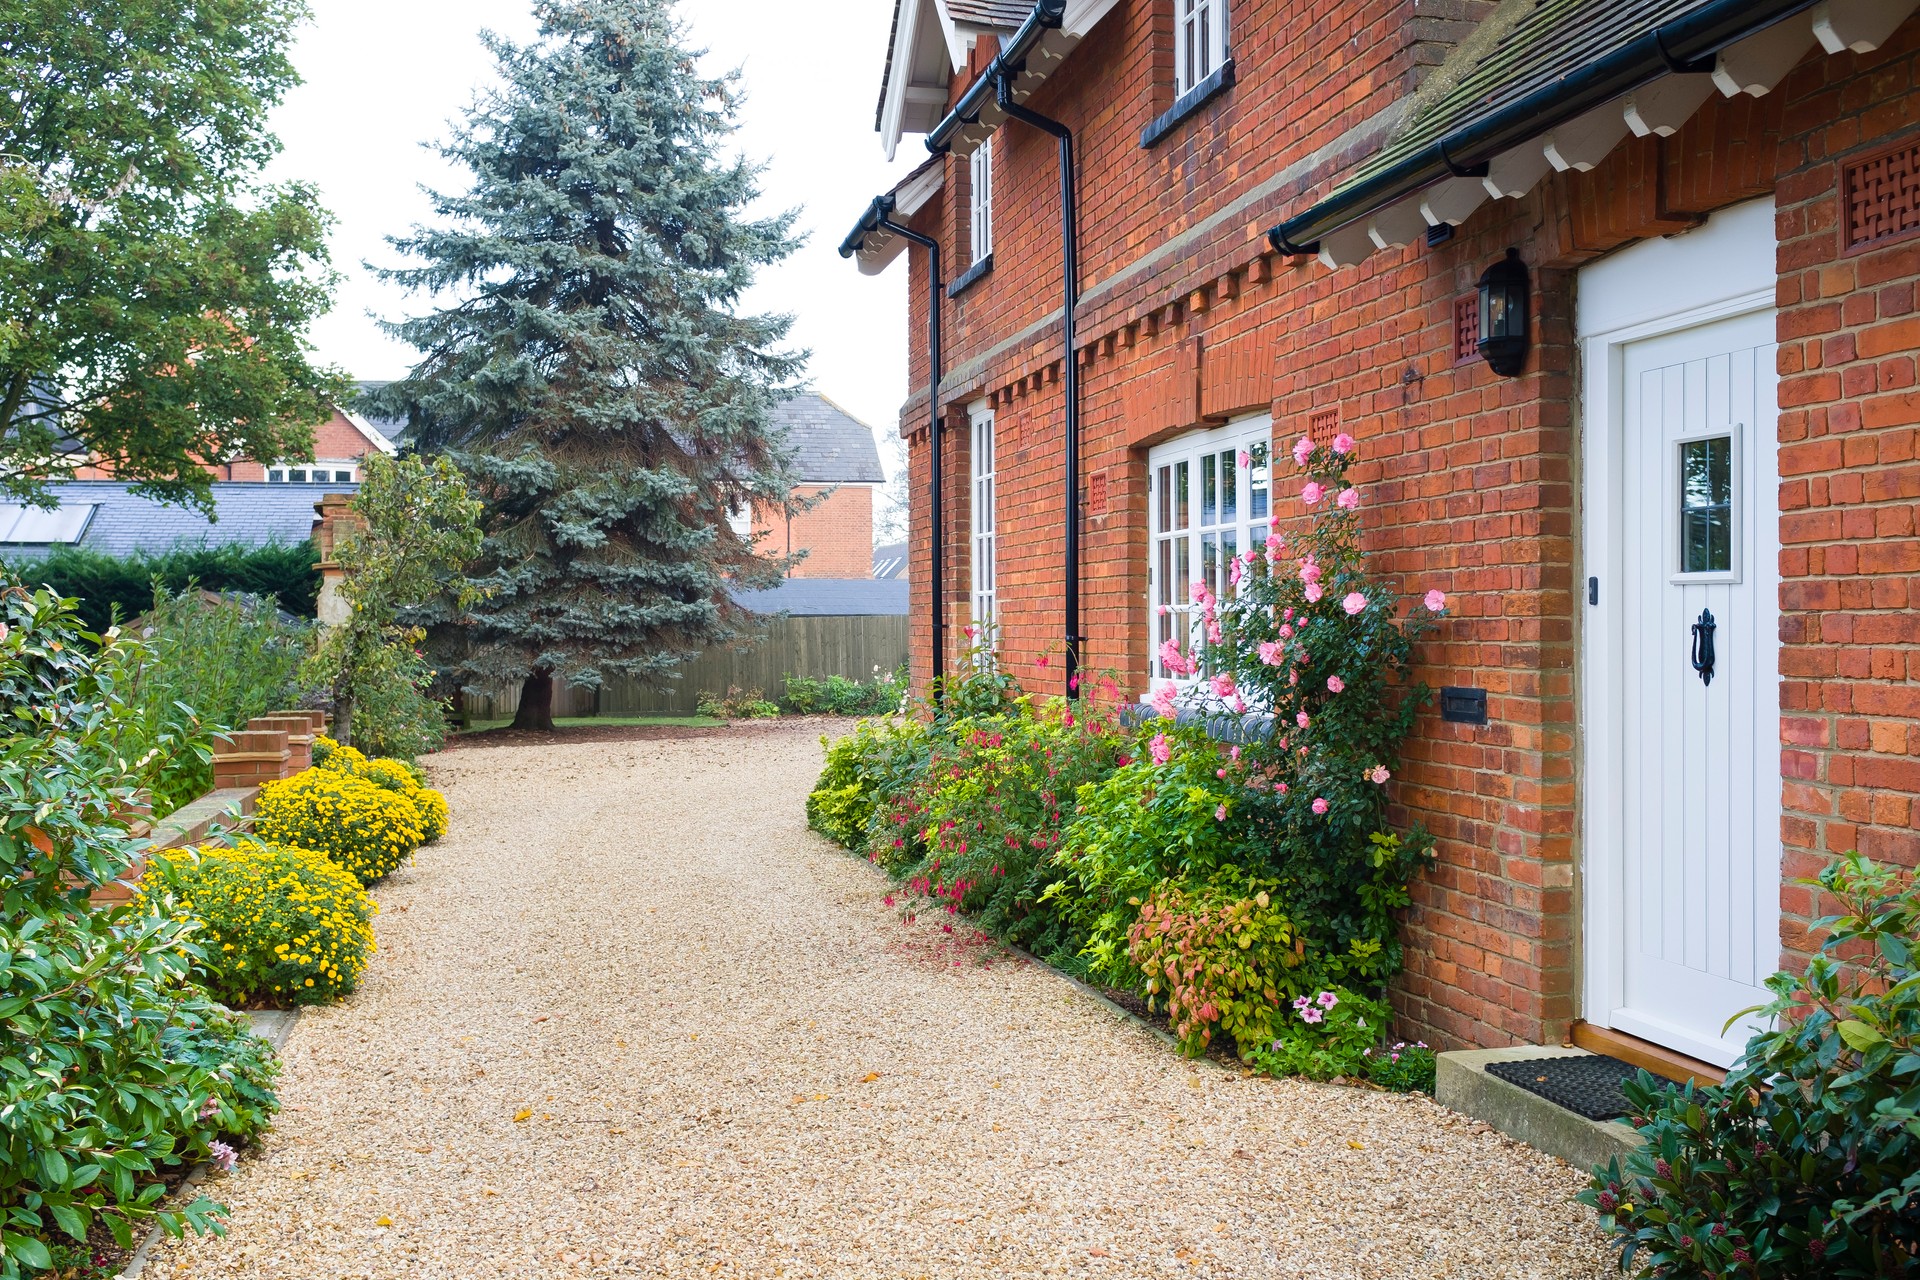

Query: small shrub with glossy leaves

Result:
[140,842,378,1006]
[254,768,424,885]
[1583,852,1920,1279]
[1129,873,1303,1058]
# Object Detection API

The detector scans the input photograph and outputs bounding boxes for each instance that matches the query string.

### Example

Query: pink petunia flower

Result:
[1336,487,1359,511]
[1300,1006,1325,1024]
[1304,583,1323,603]
[1149,732,1172,765]
[1327,675,1345,693]
[1317,990,1339,1010]
[1425,588,1448,612]
[1332,432,1356,454]
[1300,481,1325,506]
[1370,765,1391,784]
[1293,436,1314,466]
[1311,796,1329,814]
[1342,591,1367,615]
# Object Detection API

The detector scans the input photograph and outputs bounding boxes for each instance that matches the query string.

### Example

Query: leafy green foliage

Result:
[1584,853,1920,1279]
[0,0,345,510]
[781,668,905,717]
[1250,987,1402,1082]
[0,580,282,1272]
[1130,874,1302,1057]
[695,686,780,720]
[336,637,447,763]
[372,0,804,719]
[9,542,322,631]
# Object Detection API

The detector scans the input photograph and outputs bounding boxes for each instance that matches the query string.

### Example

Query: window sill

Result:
[1140,58,1236,150]
[947,253,993,299]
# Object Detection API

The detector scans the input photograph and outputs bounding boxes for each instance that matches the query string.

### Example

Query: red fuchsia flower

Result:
[1149,732,1172,765]
[1342,591,1367,615]
[1369,765,1391,784]
[1034,654,1049,669]
[1332,432,1356,454]
[1304,582,1324,603]
[884,894,895,906]
[1257,640,1283,666]
[1069,672,1080,692]
[1326,675,1345,693]
[1425,588,1448,612]
[1292,436,1314,466]
[1062,711,1076,728]
[1301,480,1325,505]
[963,625,976,640]
[1311,797,1330,814]
[1336,487,1359,511]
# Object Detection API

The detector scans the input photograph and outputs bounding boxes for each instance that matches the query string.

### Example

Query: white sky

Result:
[265,0,920,462]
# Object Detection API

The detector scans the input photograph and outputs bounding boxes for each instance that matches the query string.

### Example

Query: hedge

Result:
[6,541,322,629]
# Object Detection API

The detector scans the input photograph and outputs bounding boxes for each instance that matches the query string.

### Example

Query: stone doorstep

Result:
[1435,1045,1643,1174]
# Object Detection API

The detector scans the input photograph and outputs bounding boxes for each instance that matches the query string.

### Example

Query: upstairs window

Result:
[1176,0,1229,98]
[969,137,993,265]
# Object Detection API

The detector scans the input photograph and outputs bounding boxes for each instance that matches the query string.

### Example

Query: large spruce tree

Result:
[376,0,803,730]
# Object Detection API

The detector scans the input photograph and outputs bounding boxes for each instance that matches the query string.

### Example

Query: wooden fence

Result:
[462,613,909,718]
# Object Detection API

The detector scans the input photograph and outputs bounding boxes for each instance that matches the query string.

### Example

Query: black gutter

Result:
[1267,0,1818,255]
[995,73,1083,698]
[925,0,1066,157]
[838,194,947,693]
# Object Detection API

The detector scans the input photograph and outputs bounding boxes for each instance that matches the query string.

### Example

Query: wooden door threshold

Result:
[1570,1022,1727,1088]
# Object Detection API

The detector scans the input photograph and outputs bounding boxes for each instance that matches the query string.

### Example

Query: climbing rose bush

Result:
[254,767,424,885]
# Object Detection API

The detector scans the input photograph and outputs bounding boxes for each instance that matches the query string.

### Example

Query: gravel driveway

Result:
[151,720,1613,1279]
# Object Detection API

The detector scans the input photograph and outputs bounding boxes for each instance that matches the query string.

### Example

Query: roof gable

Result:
[771,394,885,485]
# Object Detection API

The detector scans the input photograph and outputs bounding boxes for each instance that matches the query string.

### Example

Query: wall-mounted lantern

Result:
[1476,248,1530,376]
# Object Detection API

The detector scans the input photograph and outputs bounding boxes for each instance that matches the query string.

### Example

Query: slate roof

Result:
[351,380,410,444]
[872,540,909,580]
[0,481,352,560]
[731,577,909,617]
[772,393,886,484]
[948,1,1029,26]
[1342,0,1711,194]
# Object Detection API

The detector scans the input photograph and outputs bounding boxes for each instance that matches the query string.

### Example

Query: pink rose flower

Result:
[1266,533,1286,553]
[1296,711,1310,728]
[1210,672,1236,699]
[1151,683,1178,719]
[1278,623,1293,639]
[1232,696,1247,712]
[1149,732,1172,765]
[1326,675,1345,693]
[1282,607,1294,621]
[1228,556,1244,587]
[1336,487,1359,510]
[1304,583,1323,603]
[1257,640,1284,666]
[1237,449,1250,468]
[1293,436,1314,466]
[1342,591,1367,615]
[1370,765,1391,784]
[1301,481,1325,506]
[1311,796,1329,815]
[1206,617,1224,644]
[1332,432,1356,454]
[1300,556,1320,584]
[1425,588,1447,612]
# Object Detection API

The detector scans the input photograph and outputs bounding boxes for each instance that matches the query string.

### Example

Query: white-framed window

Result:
[969,401,996,631]
[969,137,993,265]
[1147,414,1271,686]
[266,463,357,483]
[1175,0,1229,97]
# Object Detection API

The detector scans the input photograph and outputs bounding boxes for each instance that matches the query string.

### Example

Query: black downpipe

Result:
[1267,0,1818,254]
[875,210,946,695]
[995,75,1082,698]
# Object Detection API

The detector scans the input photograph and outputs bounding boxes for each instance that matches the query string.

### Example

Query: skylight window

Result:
[0,503,97,544]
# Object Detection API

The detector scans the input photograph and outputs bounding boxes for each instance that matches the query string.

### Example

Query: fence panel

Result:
[463,614,908,719]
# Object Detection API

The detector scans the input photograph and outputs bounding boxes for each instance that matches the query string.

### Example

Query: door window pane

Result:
[1219,449,1237,523]
[1679,436,1732,573]
[1200,453,1217,526]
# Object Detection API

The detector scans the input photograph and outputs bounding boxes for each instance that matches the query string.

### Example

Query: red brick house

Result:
[735,393,889,579]
[840,0,1920,1071]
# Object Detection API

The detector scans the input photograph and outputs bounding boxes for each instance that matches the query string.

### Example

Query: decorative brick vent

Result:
[1087,469,1109,517]
[1843,135,1920,254]
[1309,408,1340,438]
[1454,295,1480,364]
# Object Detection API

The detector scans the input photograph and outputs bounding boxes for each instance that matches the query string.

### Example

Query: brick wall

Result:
[751,484,876,578]
[886,0,1920,1049]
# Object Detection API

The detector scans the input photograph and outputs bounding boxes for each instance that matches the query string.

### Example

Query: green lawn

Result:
[456,714,724,734]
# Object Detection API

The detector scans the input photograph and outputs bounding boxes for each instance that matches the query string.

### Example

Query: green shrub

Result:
[1361,1040,1436,1093]
[253,767,425,885]
[1250,986,1396,1080]
[696,685,780,719]
[11,541,321,631]
[782,668,904,716]
[1584,852,1920,1278]
[338,638,447,762]
[0,582,282,1268]
[141,842,378,1006]
[807,730,876,848]
[1129,873,1304,1057]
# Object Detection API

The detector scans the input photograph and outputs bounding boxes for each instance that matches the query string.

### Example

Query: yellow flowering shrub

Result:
[254,767,424,884]
[139,842,377,1006]
[351,756,448,843]
[311,734,367,772]
[411,785,449,842]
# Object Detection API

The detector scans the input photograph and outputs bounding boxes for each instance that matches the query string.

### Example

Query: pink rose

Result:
[1214,804,1227,821]
[1326,675,1345,693]
[1191,581,1213,607]
[1237,449,1250,468]
[1300,556,1320,584]
[1332,432,1356,455]
[1370,765,1391,784]
[1149,732,1172,765]
[1257,640,1284,666]
[1304,583,1323,603]
[1311,796,1329,815]
[1425,589,1447,612]
[1301,481,1325,506]
[1278,623,1293,639]
[1336,487,1359,510]
[1151,683,1178,719]
[1206,617,1224,644]
[1228,557,1244,587]
[1292,436,1314,466]
[1296,711,1310,728]
[1282,608,1294,621]
[1210,672,1236,699]
[1342,591,1367,615]
[1157,638,1193,676]
[1266,533,1286,553]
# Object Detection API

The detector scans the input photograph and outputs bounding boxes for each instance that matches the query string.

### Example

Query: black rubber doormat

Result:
[1485,1054,1638,1121]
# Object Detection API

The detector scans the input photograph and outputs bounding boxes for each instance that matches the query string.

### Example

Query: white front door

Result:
[1580,198,1782,1068]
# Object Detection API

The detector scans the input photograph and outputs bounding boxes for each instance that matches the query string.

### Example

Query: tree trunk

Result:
[333,693,354,748]
[512,670,556,732]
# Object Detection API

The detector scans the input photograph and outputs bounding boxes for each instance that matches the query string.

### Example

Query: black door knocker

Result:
[1691,608,1717,687]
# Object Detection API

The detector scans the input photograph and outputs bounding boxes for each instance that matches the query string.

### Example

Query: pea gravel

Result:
[152,720,1615,1279]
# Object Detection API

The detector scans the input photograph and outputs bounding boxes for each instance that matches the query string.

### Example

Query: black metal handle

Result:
[1691,608,1717,687]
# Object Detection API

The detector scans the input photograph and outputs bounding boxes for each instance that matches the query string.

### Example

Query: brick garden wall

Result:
[885,0,1920,1050]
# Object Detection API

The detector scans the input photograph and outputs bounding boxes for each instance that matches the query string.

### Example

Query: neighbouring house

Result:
[839,0,1920,1073]
[873,540,911,580]
[0,480,354,561]
[734,392,889,578]
[65,385,398,485]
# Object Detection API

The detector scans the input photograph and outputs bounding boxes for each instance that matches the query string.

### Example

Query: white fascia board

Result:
[880,0,950,160]
[893,159,946,218]
[1062,0,1122,38]
[340,408,398,455]
[929,0,971,67]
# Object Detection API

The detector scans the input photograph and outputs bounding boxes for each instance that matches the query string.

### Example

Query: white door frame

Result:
[1577,196,1780,1064]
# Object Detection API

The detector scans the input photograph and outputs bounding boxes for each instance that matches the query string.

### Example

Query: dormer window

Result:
[969,137,993,265]
[1176,0,1228,98]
